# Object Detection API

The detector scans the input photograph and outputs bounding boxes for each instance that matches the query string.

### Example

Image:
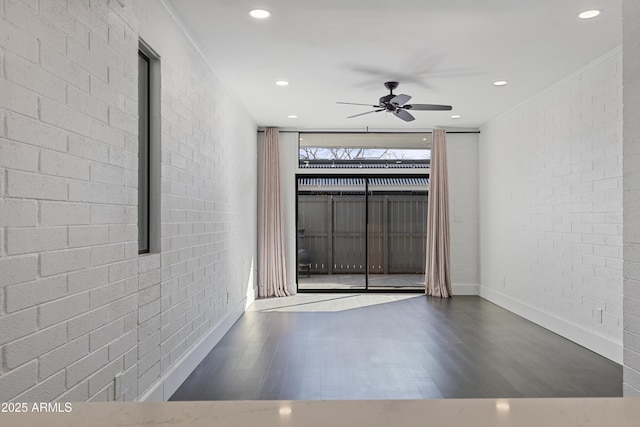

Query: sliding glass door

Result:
[297,178,367,290]
[296,175,427,292]
[367,184,428,290]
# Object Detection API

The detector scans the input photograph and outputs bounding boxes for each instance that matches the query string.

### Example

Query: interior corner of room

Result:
[0,0,638,410]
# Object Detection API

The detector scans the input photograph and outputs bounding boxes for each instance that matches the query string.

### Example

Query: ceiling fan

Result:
[337,81,452,122]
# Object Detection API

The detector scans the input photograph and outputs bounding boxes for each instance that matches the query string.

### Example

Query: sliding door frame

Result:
[295,173,428,294]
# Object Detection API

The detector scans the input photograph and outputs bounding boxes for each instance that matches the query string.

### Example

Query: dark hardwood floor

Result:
[169,295,622,400]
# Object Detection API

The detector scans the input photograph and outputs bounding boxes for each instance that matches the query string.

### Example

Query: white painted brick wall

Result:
[66,347,109,389]
[8,170,68,200]
[0,361,37,402]
[0,0,256,403]
[0,255,37,287]
[0,78,38,119]
[39,292,91,328]
[5,51,66,103]
[0,307,36,346]
[40,150,90,180]
[7,227,67,255]
[6,275,67,312]
[68,225,110,248]
[0,199,38,226]
[40,248,90,277]
[136,0,257,398]
[7,112,68,152]
[67,307,110,342]
[480,50,623,350]
[90,244,125,267]
[0,0,256,401]
[623,0,640,396]
[38,336,90,380]
[0,139,38,172]
[41,202,90,226]
[14,371,66,402]
[4,323,67,369]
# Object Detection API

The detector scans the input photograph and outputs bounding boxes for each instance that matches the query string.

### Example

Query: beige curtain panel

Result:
[425,129,452,298]
[258,128,290,297]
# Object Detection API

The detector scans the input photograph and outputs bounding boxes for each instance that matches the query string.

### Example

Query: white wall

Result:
[447,133,480,292]
[479,49,623,362]
[261,131,479,294]
[623,0,640,396]
[0,0,257,402]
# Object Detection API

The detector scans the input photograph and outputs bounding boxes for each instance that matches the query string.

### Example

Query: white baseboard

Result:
[245,286,256,309]
[453,283,480,295]
[138,298,246,401]
[480,286,623,364]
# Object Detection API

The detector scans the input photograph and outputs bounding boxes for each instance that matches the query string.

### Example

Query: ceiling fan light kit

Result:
[337,81,452,122]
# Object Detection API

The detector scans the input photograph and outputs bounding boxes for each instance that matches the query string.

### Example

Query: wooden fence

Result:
[298,194,427,275]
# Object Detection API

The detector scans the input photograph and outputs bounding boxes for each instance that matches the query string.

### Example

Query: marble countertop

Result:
[1,398,638,426]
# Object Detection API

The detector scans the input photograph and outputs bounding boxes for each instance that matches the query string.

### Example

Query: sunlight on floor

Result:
[248,293,424,312]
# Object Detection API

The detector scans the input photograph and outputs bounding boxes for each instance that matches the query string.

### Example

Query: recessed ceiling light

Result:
[275,80,289,86]
[493,80,508,86]
[578,10,601,19]
[451,115,461,119]
[422,138,427,141]
[249,9,271,19]
[287,115,298,119]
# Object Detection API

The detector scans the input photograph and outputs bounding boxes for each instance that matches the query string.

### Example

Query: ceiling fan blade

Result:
[390,94,411,106]
[347,109,384,119]
[404,104,452,111]
[393,109,415,122]
[337,101,380,107]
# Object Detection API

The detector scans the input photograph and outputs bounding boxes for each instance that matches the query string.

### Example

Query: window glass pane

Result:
[299,147,430,161]
[299,133,431,168]
[138,51,150,254]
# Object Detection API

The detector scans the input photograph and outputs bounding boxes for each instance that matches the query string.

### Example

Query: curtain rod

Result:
[257,130,481,134]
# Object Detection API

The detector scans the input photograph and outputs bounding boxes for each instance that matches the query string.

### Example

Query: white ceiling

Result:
[164,0,622,131]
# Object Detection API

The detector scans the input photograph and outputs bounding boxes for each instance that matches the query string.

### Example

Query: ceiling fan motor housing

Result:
[380,82,402,110]
[379,94,396,109]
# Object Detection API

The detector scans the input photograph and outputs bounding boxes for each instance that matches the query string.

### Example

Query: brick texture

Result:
[0,0,257,403]
[480,51,624,343]
[623,0,640,396]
